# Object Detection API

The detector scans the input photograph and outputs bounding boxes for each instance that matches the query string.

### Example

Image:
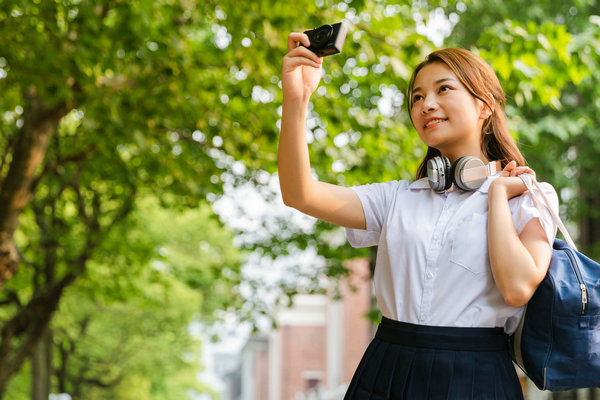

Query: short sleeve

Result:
[509,181,559,245]
[345,180,408,248]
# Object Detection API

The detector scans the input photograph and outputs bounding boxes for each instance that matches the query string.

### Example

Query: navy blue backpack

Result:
[511,175,600,391]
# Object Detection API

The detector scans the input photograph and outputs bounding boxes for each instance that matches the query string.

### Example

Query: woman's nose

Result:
[422,97,438,113]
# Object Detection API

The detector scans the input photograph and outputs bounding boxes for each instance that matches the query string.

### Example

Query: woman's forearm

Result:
[487,183,541,307]
[278,97,316,208]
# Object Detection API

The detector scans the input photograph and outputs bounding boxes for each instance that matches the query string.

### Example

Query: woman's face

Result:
[410,62,488,160]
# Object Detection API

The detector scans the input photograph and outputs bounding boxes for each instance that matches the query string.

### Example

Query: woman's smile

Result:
[423,117,448,129]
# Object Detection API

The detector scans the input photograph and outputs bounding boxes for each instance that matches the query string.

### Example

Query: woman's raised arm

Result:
[278,32,365,229]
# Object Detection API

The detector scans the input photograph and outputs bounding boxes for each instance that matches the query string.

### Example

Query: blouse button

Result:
[426,271,434,280]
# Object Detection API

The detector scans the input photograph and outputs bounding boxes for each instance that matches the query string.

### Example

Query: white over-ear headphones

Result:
[427,156,500,192]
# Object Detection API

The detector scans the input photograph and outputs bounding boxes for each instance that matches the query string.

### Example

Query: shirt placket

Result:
[419,192,457,324]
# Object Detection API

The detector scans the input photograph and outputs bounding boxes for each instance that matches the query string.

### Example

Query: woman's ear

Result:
[480,94,495,120]
[480,105,492,119]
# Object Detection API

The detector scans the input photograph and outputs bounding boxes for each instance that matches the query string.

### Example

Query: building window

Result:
[306,378,320,390]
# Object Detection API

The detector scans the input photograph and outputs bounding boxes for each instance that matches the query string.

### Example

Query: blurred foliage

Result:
[5,198,237,399]
[0,0,245,396]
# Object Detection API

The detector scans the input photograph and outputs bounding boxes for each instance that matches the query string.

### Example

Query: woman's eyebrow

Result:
[412,77,457,93]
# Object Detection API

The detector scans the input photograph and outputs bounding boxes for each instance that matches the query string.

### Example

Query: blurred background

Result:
[0,0,599,399]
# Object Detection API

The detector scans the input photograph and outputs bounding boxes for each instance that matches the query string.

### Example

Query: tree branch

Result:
[31,144,98,194]
[0,290,21,308]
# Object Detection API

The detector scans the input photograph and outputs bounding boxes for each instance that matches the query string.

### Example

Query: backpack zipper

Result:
[581,284,588,314]
[564,247,588,315]
[543,367,547,390]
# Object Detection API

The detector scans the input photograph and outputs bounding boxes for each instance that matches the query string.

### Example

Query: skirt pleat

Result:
[363,340,390,400]
[372,342,400,399]
[344,318,524,400]
[346,339,382,400]
[472,351,493,397]
[388,343,416,399]
[444,351,474,399]
[428,349,456,399]
[404,347,434,398]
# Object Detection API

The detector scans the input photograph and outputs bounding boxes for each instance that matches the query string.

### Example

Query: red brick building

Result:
[237,258,373,400]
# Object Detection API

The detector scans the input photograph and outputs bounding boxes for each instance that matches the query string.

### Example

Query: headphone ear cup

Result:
[453,156,486,191]
[441,156,452,190]
[427,156,452,191]
[451,156,466,191]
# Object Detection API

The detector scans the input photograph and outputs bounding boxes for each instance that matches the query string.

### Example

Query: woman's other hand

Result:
[489,160,535,200]
[282,32,323,103]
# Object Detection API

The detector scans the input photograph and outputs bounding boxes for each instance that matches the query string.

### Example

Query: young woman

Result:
[280,32,558,399]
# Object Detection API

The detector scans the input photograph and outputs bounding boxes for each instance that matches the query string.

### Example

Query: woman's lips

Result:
[423,118,448,129]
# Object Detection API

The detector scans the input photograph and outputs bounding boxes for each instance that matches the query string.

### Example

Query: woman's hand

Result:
[489,160,535,200]
[282,32,323,103]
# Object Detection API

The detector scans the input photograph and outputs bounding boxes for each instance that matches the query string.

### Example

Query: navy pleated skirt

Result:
[344,317,524,400]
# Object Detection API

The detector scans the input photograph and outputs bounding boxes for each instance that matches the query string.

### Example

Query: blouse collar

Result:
[408,174,500,194]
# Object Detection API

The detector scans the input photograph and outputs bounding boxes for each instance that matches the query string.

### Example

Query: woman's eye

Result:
[439,85,452,93]
[413,94,423,102]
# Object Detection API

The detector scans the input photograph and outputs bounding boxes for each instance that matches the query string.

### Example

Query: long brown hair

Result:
[407,48,525,179]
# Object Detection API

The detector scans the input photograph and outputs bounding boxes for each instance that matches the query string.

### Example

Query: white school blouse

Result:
[345,174,558,334]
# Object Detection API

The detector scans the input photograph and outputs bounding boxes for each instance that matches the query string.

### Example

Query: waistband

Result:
[375,317,509,352]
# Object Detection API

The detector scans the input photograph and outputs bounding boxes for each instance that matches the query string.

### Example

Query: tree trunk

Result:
[0,274,75,391]
[0,92,68,286]
[32,327,52,400]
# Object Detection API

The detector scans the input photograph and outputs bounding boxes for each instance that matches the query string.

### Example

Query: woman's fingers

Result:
[500,160,516,177]
[283,46,323,69]
[284,32,323,73]
[287,32,311,51]
[283,56,321,71]
[500,161,536,181]
[286,42,321,61]
[500,160,536,181]
[513,170,535,178]
[510,166,535,178]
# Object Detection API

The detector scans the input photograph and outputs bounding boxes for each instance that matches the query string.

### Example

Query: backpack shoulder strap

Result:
[518,174,577,251]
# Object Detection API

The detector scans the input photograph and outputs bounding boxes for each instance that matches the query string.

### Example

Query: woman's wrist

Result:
[283,90,312,108]
[488,179,508,200]
[489,177,528,201]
